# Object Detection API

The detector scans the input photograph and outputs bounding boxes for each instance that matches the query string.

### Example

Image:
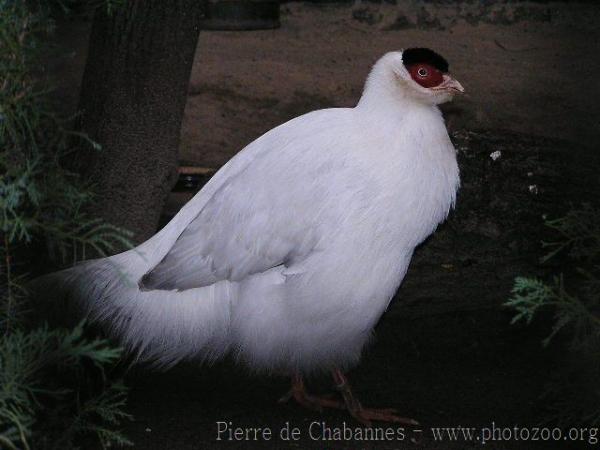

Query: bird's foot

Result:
[279,374,344,412]
[332,368,419,427]
[281,370,419,427]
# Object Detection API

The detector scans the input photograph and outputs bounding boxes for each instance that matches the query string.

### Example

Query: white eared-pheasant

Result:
[39,48,464,425]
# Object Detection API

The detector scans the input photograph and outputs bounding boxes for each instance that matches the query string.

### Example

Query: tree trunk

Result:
[77,1,206,243]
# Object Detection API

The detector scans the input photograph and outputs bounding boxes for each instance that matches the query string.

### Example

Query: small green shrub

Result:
[506,203,600,425]
[1,0,132,448]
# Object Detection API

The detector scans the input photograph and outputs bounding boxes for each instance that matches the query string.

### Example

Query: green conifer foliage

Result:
[1,1,132,448]
[506,204,600,426]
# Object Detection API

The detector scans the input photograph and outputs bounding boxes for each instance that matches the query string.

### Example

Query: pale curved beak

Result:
[435,74,465,94]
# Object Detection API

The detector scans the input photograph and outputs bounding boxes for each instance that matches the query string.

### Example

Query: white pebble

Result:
[489,150,502,161]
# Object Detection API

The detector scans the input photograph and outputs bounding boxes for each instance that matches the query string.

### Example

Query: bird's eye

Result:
[407,63,443,88]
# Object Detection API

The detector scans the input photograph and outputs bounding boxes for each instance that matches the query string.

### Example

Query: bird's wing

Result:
[139,109,350,291]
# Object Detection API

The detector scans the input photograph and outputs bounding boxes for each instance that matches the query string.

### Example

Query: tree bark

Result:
[77,1,206,243]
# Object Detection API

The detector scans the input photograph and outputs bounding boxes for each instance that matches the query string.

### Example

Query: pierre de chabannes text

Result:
[216,421,599,445]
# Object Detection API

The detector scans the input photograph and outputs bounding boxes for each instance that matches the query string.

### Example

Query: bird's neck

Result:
[356,63,435,118]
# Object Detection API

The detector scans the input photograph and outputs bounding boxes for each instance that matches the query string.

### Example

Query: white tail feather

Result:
[35,250,236,369]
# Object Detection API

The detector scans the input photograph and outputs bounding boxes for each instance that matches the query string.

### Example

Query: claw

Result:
[351,407,420,426]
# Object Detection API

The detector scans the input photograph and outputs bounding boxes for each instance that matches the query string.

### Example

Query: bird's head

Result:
[361,48,464,108]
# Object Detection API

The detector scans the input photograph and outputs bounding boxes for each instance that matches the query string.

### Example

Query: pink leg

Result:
[331,368,419,427]
[280,370,419,427]
[279,373,345,412]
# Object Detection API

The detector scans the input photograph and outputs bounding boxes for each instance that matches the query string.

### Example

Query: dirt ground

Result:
[50,1,600,168]
[46,2,600,449]
[181,1,600,168]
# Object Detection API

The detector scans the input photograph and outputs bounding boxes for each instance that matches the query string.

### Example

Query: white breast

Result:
[230,106,459,375]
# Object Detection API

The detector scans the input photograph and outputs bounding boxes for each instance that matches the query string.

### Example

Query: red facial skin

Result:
[406,63,444,88]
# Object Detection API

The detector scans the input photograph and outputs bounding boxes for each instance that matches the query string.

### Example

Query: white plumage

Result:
[42,49,462,400]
